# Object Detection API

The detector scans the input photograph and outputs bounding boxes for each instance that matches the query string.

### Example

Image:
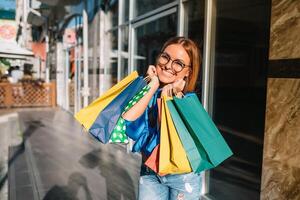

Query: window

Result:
[133,13,178,75]
[102,0,180,86]
[135,0,175,17]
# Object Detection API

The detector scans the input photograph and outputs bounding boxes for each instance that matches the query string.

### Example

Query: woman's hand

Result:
[147,65,157,77]
[161,79,186,97]
[147,65,159,90]
[122,65,160,121]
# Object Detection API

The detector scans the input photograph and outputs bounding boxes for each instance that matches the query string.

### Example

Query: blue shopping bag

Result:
[89,76,146,143]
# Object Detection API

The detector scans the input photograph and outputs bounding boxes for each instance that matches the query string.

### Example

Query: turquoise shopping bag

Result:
[173,93,233,168]
[167,100,214,173]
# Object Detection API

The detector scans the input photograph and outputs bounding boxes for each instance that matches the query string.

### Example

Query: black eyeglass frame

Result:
[156,52,191,74]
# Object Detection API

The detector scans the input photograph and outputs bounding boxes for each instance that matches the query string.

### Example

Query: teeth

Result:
[163,70,174,76]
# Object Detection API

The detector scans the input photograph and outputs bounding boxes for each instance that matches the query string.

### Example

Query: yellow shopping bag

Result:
[74,71,138,131]
[159,96,192,174]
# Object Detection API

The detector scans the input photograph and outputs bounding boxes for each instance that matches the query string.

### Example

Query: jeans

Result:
[138,166,202,200]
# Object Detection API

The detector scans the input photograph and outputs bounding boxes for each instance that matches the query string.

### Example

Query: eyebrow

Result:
[162,52,186,64]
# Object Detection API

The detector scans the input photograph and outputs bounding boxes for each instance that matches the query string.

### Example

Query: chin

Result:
[158,74,174,84]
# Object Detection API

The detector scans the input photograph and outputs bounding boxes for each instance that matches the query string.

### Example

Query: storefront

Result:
[13,0,300,198]
[86,0,270,199]
[52,0,271,199]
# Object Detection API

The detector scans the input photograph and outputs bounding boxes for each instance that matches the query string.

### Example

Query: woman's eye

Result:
[175,61,184,67]
[162,54,169,59]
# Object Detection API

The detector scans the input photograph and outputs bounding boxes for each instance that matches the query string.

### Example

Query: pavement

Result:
[1,108,141,200]
[0,107,262,200]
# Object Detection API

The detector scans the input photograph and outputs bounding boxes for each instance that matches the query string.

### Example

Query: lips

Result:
[161,69,174,77]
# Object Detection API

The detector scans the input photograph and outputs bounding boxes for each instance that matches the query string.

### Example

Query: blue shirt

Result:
[124,88,195,157]
[124,89,162,156]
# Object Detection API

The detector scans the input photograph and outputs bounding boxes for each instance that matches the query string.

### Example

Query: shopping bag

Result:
[109,84,150,143]
[159,96,192,174]
[167,100,214,173]
[144,144,159,173]
[173,93,233,167]
[89,76,147,143]
[144,144,168,176]
[157,98,162,124]
[74,71,139,131]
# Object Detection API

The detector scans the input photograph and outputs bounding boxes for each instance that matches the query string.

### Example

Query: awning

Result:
[0,41,34,59]
[37,0,81,6]
[27,11,45,26]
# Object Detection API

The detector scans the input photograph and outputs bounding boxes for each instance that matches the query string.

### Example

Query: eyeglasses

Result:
[157,52,190,74]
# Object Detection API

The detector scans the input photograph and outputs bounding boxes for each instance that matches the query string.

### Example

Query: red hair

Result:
[159,37,201,92]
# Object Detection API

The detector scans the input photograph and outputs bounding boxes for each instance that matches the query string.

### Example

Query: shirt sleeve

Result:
[123,90,161,154]
[123,107,149,141]
[124,101,160,156]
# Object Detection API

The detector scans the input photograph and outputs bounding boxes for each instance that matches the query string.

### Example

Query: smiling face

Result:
[156,44,191,85]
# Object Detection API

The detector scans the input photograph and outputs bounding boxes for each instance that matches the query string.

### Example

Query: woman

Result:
[122,36,202,200]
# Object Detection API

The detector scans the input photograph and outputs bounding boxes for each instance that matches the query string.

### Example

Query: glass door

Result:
[203,0,270,199]
[131,8,178,75]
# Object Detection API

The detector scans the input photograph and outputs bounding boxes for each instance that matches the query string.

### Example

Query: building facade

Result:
[19,0,300,199]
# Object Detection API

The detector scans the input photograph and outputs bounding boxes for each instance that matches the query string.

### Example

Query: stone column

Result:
[261,0,300,199]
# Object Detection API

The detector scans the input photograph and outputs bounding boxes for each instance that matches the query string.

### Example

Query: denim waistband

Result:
[140,163,157,176]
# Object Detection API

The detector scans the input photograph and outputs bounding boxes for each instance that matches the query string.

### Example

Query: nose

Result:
[165,60,172,70]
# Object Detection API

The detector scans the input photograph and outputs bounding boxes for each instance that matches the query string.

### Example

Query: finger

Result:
[174,80,186,92]
[169,85,173,97]
[176,92,183,98]
[147,65,156,76]
[152,66,157,75]
[173,79,184,86]
[172,87,177,96]
[177,79,185,85]
[150,65,157,76]
[174,82,185,92]
[149,65,155,70]
[179,80,186,89]
[147,65,154,72]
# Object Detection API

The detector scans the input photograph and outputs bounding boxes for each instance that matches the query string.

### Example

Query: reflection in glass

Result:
[120,58,128,79]
[124,0,129,22]
[207,0,270,199]
[186,0,205,96]
[121,26,129,52]
[107,29,118,50]
[134,13,177,76]
[135,0,175,17]
[88,14,100,103]
[105,29,118,89]
[109,58,118,86]
[108,1,118,27]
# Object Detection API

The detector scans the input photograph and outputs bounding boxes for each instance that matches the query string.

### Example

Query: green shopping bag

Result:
[109,84,150,143]
[173,93,233,168]
[167,100,214,173]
